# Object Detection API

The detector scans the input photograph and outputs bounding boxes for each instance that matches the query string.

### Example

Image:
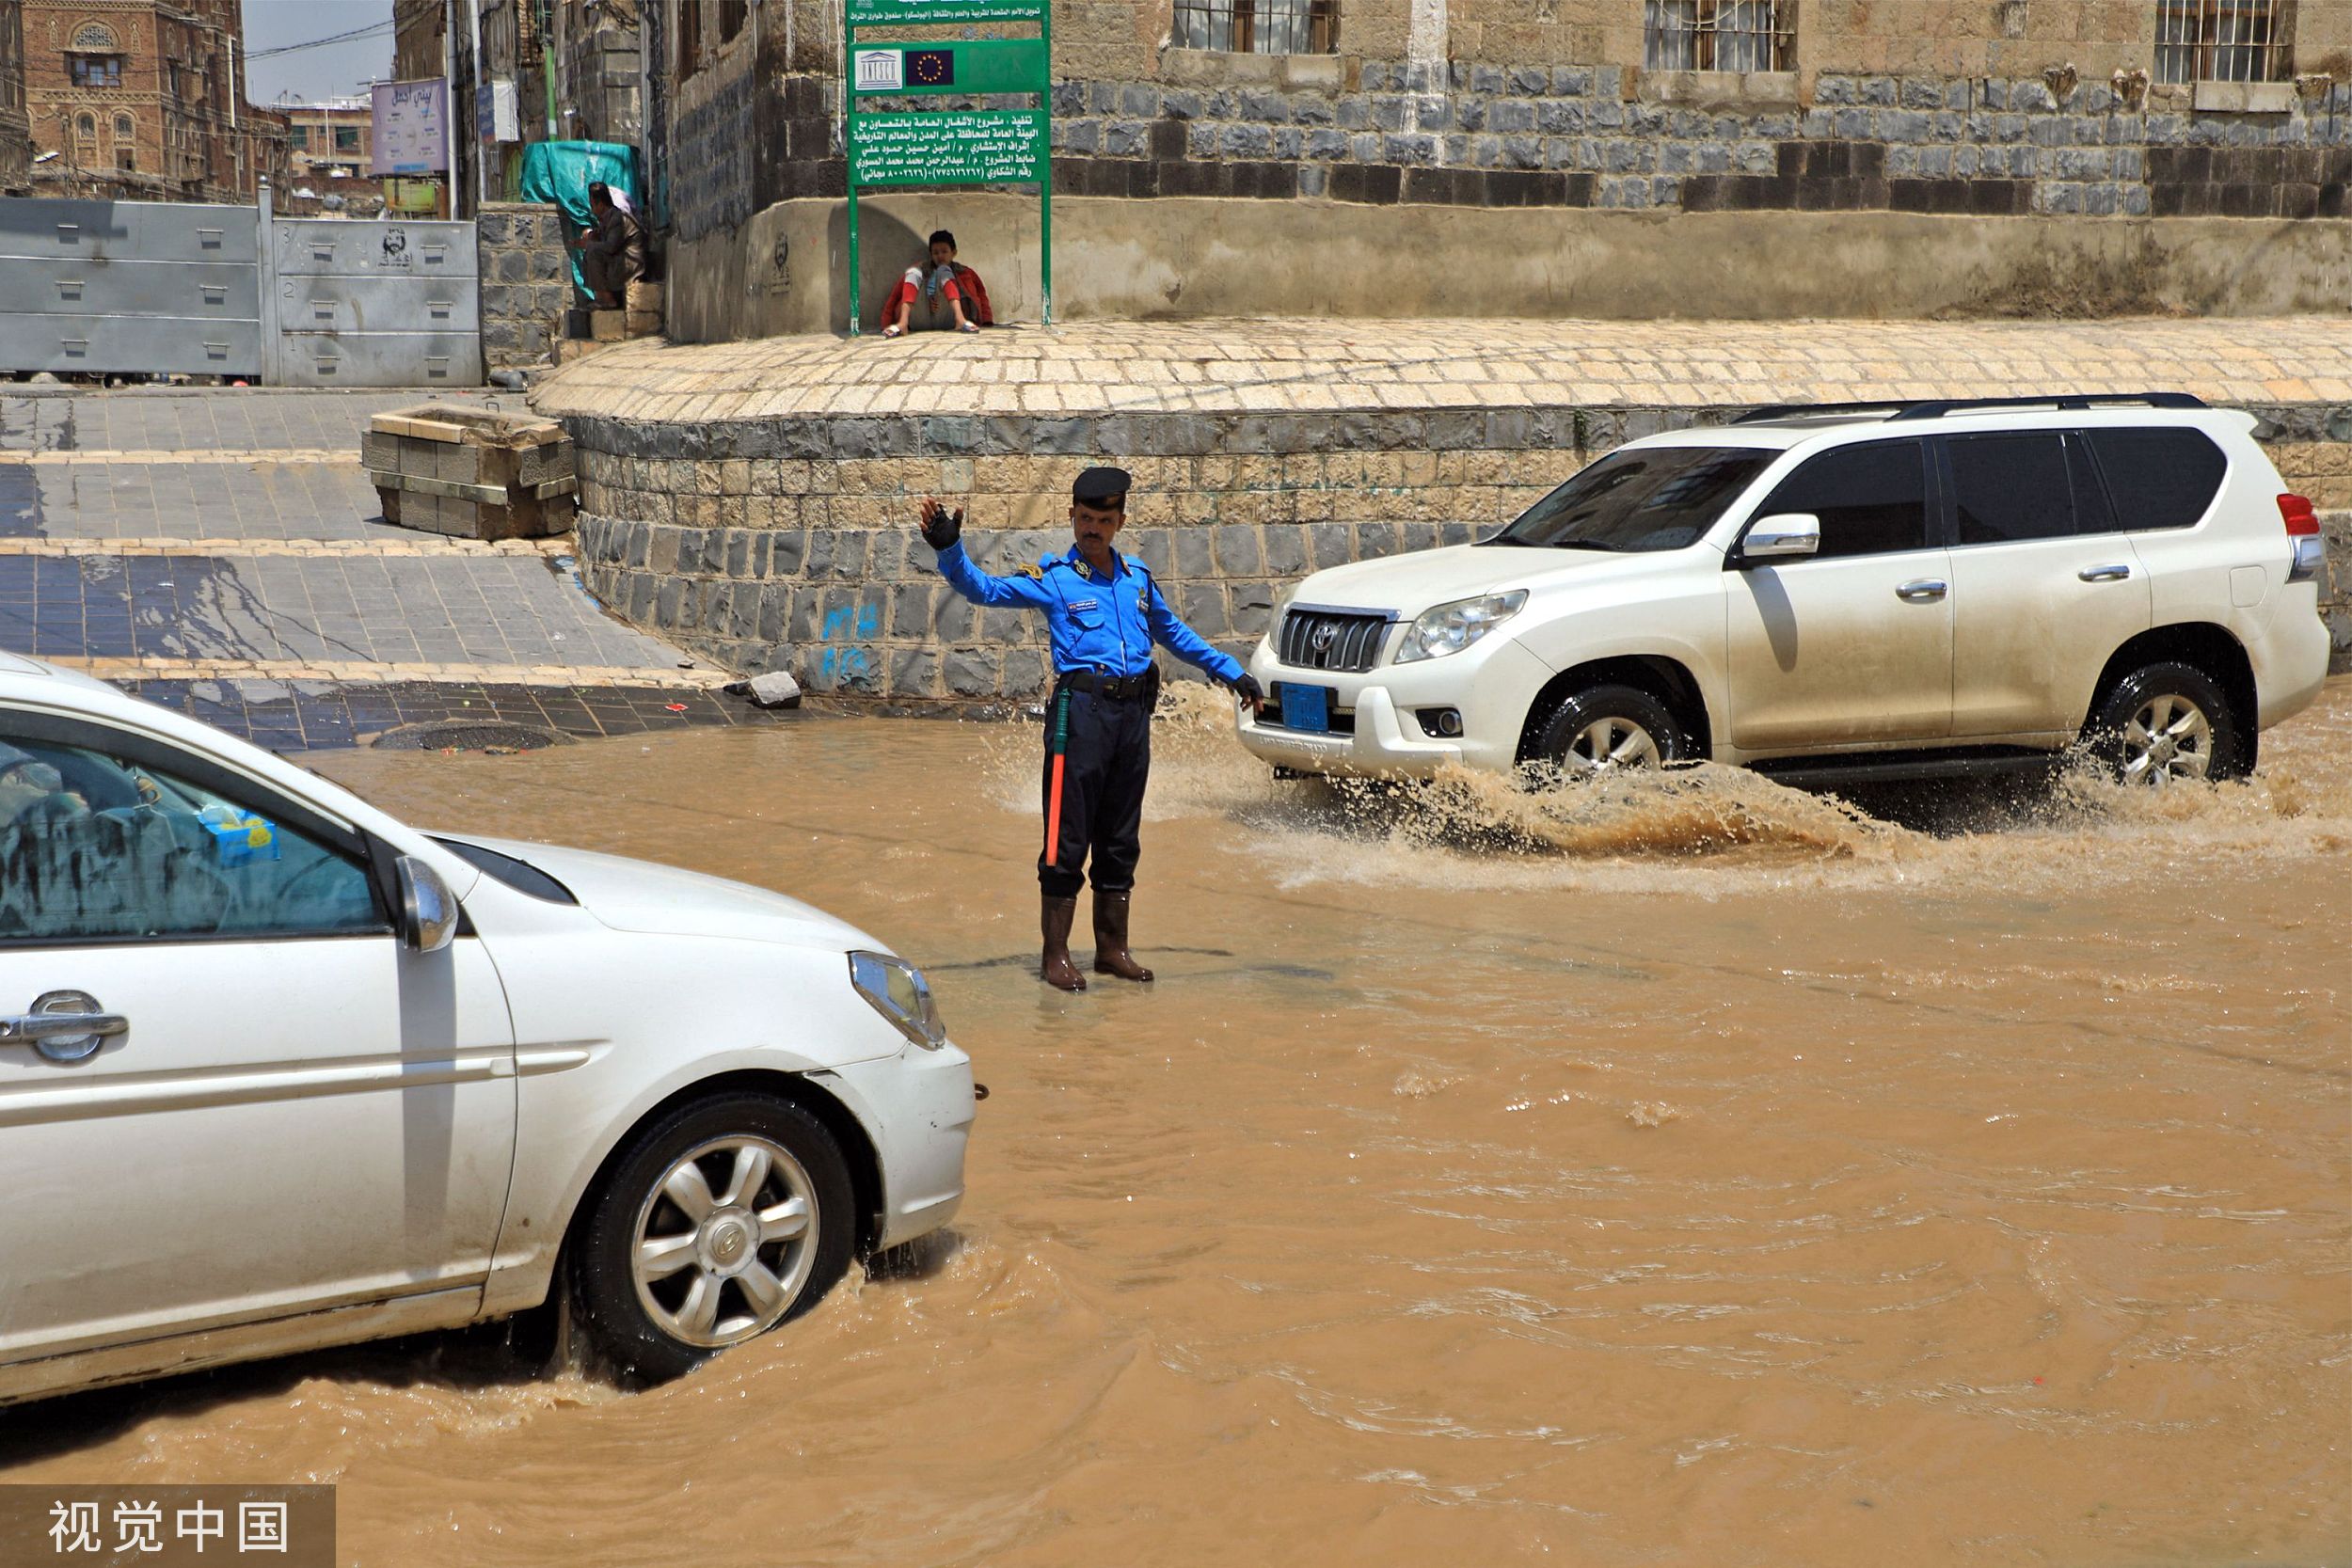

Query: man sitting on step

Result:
[573,182,647,310]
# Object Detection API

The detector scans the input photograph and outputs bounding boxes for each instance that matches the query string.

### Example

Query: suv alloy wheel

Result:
[2089,661,2243,786]
[1527,684,1689,783]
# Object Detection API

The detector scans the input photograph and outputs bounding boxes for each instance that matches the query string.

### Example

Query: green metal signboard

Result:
[850,111,1047,186]
[846,0,1043,24]
[850,40,1050,97]
[843,0,1052,334]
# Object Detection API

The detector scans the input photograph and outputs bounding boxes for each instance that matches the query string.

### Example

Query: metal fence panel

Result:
[268,214,484,388]
[0,196,262,377]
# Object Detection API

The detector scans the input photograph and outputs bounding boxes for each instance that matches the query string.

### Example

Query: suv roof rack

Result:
[1732,392,2208,425]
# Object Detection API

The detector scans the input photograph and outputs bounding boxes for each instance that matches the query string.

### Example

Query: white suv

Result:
[1239,396,2330,788]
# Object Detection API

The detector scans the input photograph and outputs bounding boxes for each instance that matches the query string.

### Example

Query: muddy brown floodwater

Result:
[8,681,2351,1568]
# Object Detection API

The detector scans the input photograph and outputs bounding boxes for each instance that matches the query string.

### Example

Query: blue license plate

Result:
[1275,682,1332,734]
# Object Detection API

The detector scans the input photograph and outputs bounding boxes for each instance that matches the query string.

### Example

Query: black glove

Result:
[917,499,963,551]
[1230,673,1264,706]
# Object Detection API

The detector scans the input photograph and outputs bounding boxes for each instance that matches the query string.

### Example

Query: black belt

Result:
[1058,668,1157,701]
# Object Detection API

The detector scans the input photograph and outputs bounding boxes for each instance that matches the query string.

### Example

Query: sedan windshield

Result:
[1484,446,1773,553]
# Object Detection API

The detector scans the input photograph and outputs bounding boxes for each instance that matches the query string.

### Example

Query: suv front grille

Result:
[1277,609,1391,673]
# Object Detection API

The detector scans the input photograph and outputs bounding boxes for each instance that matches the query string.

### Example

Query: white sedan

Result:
[0,652,976,1402]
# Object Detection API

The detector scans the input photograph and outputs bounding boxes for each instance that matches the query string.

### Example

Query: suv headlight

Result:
[1392,591,1527,663]
[849,951,947,1050]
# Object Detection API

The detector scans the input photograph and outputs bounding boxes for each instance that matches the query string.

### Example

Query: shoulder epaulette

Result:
[1013,562,1046,578]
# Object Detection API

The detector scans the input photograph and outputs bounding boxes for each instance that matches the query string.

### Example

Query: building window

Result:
[676,0,701,77]
[1645,0,1788,71]
[334,125,360,151]
[719,0,746,41]
[1171,0,1339,55]
[69,54,126,87]
[113,113,133,138]
[116,145,135,171]
[2154,0,2290,83]
[289,123,310,149]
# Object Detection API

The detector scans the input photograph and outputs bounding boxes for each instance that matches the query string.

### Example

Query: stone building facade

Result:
[282,99,373,181]
[647,0,2351,337]
[1,1,31,195]
[23,0,286,201]
[554,0,644,148]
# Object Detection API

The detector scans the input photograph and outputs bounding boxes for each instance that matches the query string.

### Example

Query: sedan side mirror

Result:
[1737,513,1821,563]
[396,855,458,953]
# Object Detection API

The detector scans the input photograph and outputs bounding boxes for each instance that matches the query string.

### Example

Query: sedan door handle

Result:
[2078,563,2133,582]
[1895,578,1948,602]
[0,990,127,1063]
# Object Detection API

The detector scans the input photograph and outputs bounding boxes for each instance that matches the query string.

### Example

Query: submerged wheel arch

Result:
[1518,656,1714,764]
[555,1069,889,1278]
[2085,623,2259,772]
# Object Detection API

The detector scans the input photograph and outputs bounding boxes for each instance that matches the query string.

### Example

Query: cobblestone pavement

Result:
[532,315,2352,423]
[0,388,759,751]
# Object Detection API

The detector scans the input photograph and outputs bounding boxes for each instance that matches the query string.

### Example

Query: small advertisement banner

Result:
[370,78,448,175]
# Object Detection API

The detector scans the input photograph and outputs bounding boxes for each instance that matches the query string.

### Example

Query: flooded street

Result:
[8,681,2350,1568]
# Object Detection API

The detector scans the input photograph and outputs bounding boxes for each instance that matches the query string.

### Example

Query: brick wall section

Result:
[2324,512,2352,673]
[564,404,2352,699]
[1046,67,2351,217]
[475,203,571,370]
[675,0,2349,251]
[2274,442,2352,671]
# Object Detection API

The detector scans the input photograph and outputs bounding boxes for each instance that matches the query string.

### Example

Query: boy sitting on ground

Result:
[880,230,993,338]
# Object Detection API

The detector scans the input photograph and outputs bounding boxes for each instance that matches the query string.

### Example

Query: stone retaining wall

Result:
[474,202,571,370]
[566,403,2352,701]
[1043,68,2352,221]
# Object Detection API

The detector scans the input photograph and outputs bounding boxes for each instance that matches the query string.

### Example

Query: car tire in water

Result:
[570,1092,855,1384]
[2088,661,2244,787]
[1527,684,1689,782]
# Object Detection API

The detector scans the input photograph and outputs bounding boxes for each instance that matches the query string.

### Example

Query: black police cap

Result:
[1073,466,1133,506]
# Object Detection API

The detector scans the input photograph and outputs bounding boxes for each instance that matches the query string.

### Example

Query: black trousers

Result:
[1038,685,1152,897]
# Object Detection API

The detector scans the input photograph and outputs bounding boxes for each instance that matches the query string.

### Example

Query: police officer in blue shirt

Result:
[918,467,1264,991]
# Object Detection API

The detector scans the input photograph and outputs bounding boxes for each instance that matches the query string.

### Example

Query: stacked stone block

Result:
[565,401,2352,701]
[474,202,571,369]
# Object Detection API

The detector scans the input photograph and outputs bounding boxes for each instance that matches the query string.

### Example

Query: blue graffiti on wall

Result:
[818,603,882,683]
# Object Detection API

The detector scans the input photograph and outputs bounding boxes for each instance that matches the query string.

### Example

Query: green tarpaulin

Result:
[517,141,644,291]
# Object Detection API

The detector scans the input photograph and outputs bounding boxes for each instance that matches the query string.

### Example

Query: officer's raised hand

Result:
[916,497,963,551]
[1230,672,1265,714]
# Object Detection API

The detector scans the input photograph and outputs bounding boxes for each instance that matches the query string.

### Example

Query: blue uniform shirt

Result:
[934,540,1244,684]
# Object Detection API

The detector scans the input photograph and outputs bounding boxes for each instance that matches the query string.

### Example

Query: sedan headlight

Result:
[1392,591,1528,663]
[849,951,947,1050]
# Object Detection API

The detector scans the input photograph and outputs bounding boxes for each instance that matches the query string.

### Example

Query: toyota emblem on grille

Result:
[1310,623,1338,654]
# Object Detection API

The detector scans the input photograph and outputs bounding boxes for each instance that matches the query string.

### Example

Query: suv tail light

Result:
[2280,493,2325,584]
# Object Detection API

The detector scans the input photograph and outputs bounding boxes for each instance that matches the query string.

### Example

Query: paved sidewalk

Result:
[532,315,2352,424]
[0,388,762,751]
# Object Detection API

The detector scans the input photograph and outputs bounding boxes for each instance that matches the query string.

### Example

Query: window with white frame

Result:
[2153,0,2291,83]
[1171,0,1339,55]
[1645,0,1788,72]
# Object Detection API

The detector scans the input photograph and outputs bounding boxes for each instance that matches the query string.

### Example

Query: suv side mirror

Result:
[396,855,458,953]
[1738,513,1821,563]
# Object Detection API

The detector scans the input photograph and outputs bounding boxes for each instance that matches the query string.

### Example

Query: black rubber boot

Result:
[1091,889,1155,983]
[1041,895,1087,992]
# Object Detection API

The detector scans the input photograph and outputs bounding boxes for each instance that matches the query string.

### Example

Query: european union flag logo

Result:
[907,48,955,87]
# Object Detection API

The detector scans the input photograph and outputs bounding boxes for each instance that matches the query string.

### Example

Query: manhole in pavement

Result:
[371,720,571,753]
